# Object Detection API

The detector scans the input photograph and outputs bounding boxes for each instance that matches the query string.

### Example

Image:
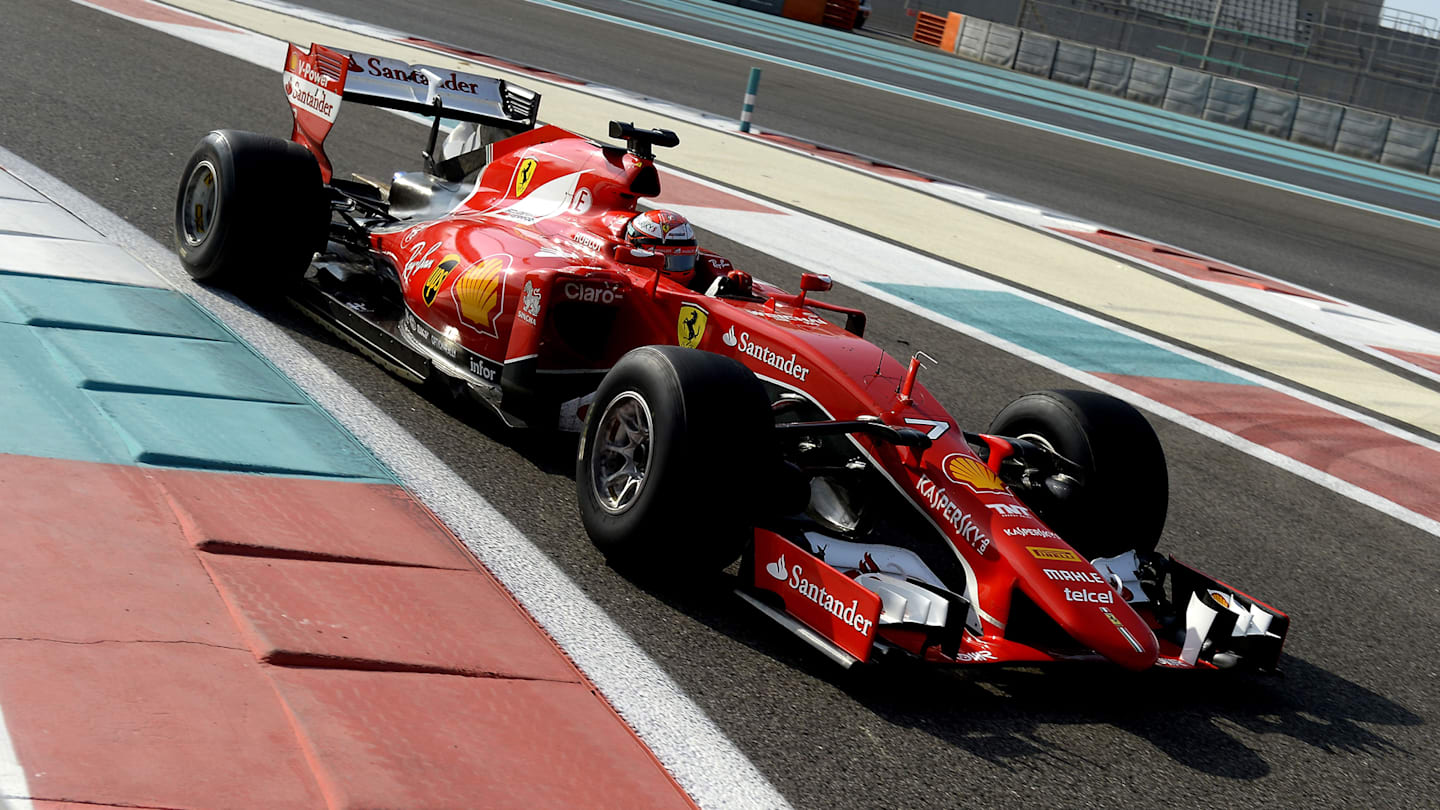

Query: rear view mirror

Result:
[796,272,832,307]
[800,272,833,292]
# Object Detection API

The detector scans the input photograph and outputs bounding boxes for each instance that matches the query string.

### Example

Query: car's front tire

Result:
[989,389,1168,558]
[174,129,328,290]
[576,345,778,572]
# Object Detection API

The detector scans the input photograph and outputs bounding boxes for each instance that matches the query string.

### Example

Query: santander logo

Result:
[768,552,874,637]
[726,328,812,381]
[767,554,788,580]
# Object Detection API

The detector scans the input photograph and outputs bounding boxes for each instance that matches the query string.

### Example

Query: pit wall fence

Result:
[912,10,1440,176]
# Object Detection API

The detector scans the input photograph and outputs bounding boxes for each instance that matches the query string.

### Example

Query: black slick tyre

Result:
[988,389,1167,558]
[577,345,777,572]
[174,129,328,290]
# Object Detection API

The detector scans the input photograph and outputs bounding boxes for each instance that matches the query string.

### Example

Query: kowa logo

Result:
[768,554,874,637]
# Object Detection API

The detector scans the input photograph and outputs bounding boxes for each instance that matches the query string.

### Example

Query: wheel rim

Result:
[590,391,653,515]
[1016,432,1057,454]
[180,160,219,247]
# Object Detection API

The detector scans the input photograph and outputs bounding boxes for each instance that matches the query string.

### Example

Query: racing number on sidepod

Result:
[514,158,537,197]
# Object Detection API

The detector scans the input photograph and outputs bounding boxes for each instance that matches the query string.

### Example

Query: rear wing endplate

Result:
[284,42,540,182]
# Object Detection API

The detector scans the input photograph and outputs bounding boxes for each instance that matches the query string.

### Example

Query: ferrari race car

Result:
[173,43,1289,672]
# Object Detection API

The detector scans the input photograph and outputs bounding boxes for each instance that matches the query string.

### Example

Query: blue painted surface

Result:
[876,284,1251,385]
[42,329,309,404]
[0,273,394,481]
[520,0,1440,226]
[0,271,230,339]
[0,321,137,464]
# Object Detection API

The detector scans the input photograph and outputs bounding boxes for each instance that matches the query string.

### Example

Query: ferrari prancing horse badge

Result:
[677,303,707,349]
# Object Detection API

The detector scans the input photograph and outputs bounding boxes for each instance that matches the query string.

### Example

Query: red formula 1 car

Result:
[174,43,1288,672]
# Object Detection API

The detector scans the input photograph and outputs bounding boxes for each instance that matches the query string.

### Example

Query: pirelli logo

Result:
[1027,546,1083,563]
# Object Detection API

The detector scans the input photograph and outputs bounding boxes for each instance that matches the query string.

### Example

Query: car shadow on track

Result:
[841,656,1417,778]
[637,569,1421,780]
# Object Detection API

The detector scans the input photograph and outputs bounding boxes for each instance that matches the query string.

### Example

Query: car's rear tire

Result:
[988,389,1168,558]
[174,129,328,290]
[577,346,778,572]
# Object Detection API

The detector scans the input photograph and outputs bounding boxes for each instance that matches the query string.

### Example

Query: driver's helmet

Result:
[624,210,699,283]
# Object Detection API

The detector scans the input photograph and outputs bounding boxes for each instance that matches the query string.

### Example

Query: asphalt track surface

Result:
[2,2,1437,808]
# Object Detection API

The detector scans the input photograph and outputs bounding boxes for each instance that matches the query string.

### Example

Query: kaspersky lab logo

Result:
[766,552,874,637]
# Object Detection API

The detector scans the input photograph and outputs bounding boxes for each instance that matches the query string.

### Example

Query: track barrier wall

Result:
[1052,39,1096,85]
[1126,57,1173,104]
[1090,49,1135,94]
[982,21,1022,66]
[1204,78,1257,126]
[1334,108,1392,160]
[1248,87,1299,136]
[1381,120,1440,171]
[911,12,1440,177]
[1291,96,1346,148]
[1163,67,1213,116]
[913,10,948,45]
[958,15,989,58]
[1015,31,1059,75]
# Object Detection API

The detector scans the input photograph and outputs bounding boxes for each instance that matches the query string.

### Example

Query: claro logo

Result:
[563,282,620,304]
[769,553,874,637]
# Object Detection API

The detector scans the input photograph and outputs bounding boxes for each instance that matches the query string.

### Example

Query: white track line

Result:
[0,145,791,810]
[0,702,34,810]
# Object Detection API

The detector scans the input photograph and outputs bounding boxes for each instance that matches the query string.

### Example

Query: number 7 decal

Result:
[903,418,949,440]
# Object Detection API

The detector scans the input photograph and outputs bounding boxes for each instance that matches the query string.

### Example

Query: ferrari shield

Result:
[677,303,708,349]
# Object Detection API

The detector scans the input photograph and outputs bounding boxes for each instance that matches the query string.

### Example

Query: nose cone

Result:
[1089,600,1160,671]
[1024,581,1159,670]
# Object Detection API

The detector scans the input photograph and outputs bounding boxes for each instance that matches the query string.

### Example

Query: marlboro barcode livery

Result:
[173,42,1288,675]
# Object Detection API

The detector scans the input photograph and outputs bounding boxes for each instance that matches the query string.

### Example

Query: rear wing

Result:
[284,42,540,182]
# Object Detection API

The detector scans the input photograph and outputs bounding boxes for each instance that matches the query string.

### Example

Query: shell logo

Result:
[942,453,1006,493]
[453,255,509,337]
